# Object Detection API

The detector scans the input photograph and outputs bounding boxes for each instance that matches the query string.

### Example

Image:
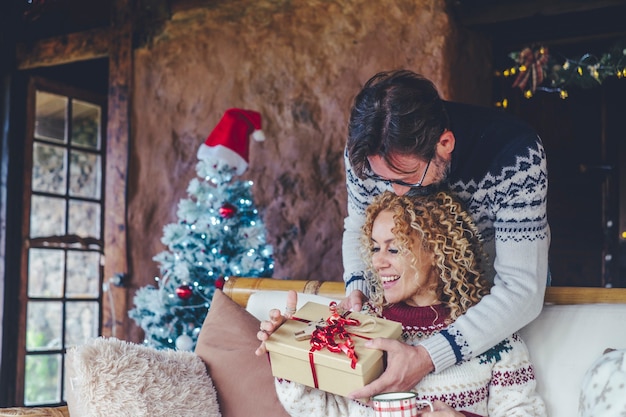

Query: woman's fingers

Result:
[255,292,298,356]
[284,290,298,318]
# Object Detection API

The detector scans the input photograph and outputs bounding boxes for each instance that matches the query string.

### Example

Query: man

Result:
[342,70,550,399]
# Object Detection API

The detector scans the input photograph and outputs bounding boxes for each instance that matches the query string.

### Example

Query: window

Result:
[16,78,106,406]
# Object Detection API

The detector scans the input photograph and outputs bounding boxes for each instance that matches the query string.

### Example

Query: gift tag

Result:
[294,318,327,341]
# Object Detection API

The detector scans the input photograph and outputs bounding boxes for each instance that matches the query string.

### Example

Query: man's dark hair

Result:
[347,70,449,178]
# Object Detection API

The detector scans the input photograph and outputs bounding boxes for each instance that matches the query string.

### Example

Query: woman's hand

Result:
[255,290,298,356]
[417,400,466,416]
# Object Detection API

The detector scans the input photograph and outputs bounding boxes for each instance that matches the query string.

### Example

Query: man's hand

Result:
[348,339,434,399]
[338,289,368,313]
[255,290,298,356]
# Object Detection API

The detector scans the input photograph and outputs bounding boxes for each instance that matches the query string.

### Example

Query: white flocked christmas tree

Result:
[130,109,274,351]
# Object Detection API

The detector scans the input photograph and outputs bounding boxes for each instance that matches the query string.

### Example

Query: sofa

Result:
[1,278,625,417]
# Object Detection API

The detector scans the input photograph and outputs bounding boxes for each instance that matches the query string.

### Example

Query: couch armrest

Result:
[222,277,345,308]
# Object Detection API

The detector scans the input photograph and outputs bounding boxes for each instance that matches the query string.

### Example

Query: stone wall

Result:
[126,0,491,339]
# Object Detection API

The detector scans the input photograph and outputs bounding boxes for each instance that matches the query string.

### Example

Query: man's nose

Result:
[391,183,410,196]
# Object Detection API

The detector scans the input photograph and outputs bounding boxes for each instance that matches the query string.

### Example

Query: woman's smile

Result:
[371,210,439,306]
[381,275,401,289]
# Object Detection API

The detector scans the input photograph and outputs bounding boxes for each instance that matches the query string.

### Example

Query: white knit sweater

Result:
[275,303,546,417]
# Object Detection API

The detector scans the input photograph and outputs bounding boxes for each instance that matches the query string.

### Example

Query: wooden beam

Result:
[102,0,133,340]
[544,287,626,304]
[223,278,626,307]
[457,0,626,26]
[15,27,111,70]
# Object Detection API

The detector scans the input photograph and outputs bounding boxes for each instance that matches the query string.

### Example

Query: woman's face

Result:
[370,210,438,306]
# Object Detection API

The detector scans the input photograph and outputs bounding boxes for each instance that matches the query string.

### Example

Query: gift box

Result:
[264,301,402,397]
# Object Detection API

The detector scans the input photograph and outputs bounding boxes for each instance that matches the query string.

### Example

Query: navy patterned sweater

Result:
[342,101,550,371]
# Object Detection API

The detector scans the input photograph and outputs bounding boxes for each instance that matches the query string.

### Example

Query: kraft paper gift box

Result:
[264,301,402,397]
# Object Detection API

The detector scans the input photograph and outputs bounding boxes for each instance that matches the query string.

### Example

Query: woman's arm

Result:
[486,334,547,416]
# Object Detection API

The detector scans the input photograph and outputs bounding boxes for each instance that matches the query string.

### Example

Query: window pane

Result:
[30,195,66,238]
[65,301,99,347]
[71,100,101,150]
[70,150,101,199]
[66,251,100,297]
[24,354,61,406]
[26,301,62,351]
[68,200,101,238]
[32,143,67,194]
[28,248,64,298]
[35,91,67,143]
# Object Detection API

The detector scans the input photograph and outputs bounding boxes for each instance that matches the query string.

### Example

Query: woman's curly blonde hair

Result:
[361,191,490,322]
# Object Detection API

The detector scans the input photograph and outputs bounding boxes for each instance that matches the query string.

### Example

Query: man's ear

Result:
[436,130,455,160]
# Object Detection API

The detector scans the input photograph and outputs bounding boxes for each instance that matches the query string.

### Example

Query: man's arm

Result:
[423,137,550,371]
[420,232,548,371]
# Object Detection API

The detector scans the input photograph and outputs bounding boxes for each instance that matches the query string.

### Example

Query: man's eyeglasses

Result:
[369,158,432,188]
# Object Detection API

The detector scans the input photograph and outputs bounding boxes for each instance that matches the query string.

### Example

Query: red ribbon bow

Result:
[309,302,360,369]
[512,46,550,93]
[291,302,366,389]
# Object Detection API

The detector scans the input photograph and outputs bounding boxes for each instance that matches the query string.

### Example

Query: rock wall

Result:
[126,0,491,338]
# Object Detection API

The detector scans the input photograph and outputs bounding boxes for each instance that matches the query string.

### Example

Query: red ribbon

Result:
[295,302,362,389]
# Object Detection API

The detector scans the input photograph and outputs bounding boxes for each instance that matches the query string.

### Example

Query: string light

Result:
[495,39,626,102]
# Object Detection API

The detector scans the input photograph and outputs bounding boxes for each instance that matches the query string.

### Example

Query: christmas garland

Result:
[496,39,626,102]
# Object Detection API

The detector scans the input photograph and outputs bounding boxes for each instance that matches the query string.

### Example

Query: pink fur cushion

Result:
[65,337,220,417]
[195,289,290,417]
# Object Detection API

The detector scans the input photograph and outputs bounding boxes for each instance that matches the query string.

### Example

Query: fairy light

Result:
[497,41,626,100]
[495,98,509,108]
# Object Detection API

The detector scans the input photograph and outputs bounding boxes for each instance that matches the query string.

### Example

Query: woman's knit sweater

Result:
[275,302,546,417]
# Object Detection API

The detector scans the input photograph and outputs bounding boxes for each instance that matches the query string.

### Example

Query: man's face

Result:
[367,153,449,196]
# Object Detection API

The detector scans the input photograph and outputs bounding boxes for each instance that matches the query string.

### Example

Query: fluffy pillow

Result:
[195,289,290,417]
[65,337,220,417]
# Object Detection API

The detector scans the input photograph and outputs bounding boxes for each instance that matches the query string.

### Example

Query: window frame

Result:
[13,76,107,406]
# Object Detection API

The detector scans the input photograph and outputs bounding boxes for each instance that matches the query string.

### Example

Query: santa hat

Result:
[197,108,266,175]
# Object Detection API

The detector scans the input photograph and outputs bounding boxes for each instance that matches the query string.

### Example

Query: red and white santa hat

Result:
[197,108,266,175]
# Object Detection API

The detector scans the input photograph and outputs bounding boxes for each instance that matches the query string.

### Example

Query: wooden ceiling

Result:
[450,0,626,48]
[2,0,626,53]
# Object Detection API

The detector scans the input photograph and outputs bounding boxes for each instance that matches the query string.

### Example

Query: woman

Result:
[257,191,546,417]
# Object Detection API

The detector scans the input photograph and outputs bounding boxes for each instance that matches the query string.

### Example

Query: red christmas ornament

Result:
[176,285,194,300]
[215,276,226,290]
[219,203,237,219]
